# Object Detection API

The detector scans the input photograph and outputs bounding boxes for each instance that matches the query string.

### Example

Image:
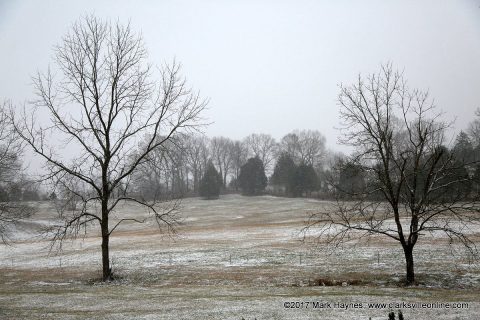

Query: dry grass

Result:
[0,195,479,319]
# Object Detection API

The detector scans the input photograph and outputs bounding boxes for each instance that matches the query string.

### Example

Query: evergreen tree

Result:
[0,186,9,202]
[271,153,296,195]
[472,164,480,194]
[199,161,223,200]
[337,159,366,198]
[452,131,475,164]
[238,157,267,196]
[292,163,318,197]
[440,159,472,201]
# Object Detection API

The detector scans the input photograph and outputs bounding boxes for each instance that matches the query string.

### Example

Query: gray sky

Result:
[1,0,480,153]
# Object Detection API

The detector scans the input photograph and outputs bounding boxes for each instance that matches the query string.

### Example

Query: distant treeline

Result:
[129,121,480,201]
[0,180,53,202]
[131,129,330,199]
[3,121,480,203]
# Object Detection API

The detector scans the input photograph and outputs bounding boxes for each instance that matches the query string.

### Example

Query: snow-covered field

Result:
[0,195,479,319]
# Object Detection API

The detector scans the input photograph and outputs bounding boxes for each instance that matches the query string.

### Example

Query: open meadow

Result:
[0,194,479,319]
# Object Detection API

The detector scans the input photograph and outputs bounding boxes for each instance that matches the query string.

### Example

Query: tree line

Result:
[134,119,480,203]
[3,123,479,204]
[327,128,480,202]
[130,129,328,200]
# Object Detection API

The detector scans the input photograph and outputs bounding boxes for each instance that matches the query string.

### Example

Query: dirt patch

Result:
[308,277,364,287]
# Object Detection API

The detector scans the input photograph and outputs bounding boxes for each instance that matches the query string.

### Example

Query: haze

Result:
[1,0,479,153]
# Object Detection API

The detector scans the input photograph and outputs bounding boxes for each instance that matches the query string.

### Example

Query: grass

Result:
[0,194,479,319]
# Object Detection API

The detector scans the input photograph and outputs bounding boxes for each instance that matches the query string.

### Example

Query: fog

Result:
[0,0,479,163]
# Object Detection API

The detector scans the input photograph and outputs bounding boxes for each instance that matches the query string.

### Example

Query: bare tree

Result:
[298,130,327,168]
[13,16,206,281]
[132,136,179,200]
[279,130,326,168]
[229,140,248,190]
[468,108,480,148]
[0,101,32,243]
[306,64,479,285]
[184,135,209,193]
[210,136,234,187]
[243,133,277,174]
[279,132,300,163]
[163,136,189,196]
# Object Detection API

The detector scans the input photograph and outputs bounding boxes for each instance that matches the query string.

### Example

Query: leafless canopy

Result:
[13,16,207,280]
[243,133,277,174]
[210,136,234,187]
[306,64,480,284]
[279,129,326,168]
[0,101,32,243]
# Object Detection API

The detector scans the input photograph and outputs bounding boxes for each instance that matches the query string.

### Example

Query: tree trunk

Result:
[101,195,112,281]
[101,228,111,281]
[403,245,415,285]
[194,171,199,193]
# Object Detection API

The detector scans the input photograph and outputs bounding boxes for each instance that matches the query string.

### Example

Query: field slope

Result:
[0,195,479,319]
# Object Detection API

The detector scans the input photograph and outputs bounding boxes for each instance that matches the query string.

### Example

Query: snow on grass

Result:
[0,194,479,319]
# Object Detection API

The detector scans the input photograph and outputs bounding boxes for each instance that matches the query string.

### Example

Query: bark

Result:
[101,187,112,281]
[403,245,415,285]
[101,220,111,281]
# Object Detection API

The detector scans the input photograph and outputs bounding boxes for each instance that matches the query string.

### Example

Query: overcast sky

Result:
[1,0,479,153]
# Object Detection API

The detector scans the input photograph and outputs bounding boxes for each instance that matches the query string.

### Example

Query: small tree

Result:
[238,157,267,196]
[199,161,222,200]
[48,192,57,201]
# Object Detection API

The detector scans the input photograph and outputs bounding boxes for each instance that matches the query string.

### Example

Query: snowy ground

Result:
[0,195,479,319]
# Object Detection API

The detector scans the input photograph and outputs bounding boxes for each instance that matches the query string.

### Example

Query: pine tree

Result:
[199,161,223,200]
[452,131,475,164]
[238,157,267,196]
[292,163,318,197]
[271,153,296,196]
[337,159,366,198]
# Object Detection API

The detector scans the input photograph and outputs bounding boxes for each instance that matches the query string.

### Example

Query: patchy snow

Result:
[0,195,479,319]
